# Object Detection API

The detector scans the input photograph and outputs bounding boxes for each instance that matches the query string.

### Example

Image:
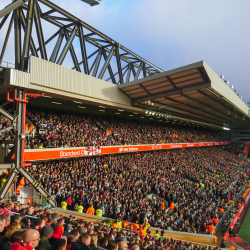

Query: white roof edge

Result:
[203,62,249,117]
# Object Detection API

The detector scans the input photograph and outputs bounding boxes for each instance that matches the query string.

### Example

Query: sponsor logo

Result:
[170,145,182,148]
[118,147,138,152]
[187,144,194,147]
[60,150,85,158]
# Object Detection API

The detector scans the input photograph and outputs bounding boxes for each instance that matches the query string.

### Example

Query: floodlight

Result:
[145,110,148,114]
[221,75,224,79]
[240,96,242,99]
[234,90,236,92]
[230,85,233,89]
[81,0,101,6]
[151,102,154,106]
[149,111,152,115]
[224,80,229,84]
[152,112,155,115]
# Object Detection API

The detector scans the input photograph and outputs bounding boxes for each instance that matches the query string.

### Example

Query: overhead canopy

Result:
[119,61,250,129]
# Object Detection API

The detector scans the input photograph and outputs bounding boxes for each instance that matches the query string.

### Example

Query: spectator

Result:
[107,240,118,250]
[10,229,40,250]
[36,225,53,250]
[54,239,67,250]
[70,233,91,250]
[89,234,98,250]
[0,217,6,245]
[1,214,10,236]
[66,235,76,250]
[4,223,21,241]
[4,231,24,250]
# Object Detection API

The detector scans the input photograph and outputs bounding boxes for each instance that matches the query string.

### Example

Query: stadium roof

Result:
[119,61,250,129]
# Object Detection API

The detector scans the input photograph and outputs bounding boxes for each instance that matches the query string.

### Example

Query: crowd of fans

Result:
[21,146,249,236]
[0,200,220,250]
[0,108,226,148]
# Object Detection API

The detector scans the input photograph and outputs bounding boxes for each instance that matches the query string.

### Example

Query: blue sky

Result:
[0,0,250,104]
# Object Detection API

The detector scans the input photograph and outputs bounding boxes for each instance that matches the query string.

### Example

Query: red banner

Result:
[24,141,230,162]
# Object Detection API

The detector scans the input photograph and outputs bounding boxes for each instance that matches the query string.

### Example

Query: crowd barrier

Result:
[49,207,216,245]
[24,141,230,161]
[223,190,250,240]
[214,187,246,234]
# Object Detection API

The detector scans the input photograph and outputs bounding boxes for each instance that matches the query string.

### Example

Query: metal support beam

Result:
[126,63,131,83]
[0,106,14,121]
[0,14,10,30]
[14,8,22,70]
[0,164,13,169]
[20,8,38,58]
[19,166,56,206]
[15,90,24,170]
[134,62,143,80]
[92,48,102,77]
[36,30,60,52]
[115,46,123,84]
[0,0,28,19]
[105,65,128,82]
[98,45,115,79]
[117,66,129,84]
[0,128,14,135]
[0,13,14,64]
[49,29,64,63]
[64,28,81,72]
[120,45,164,73]
[6,147,15,162]
[78,25,89,74]
[142,63,147,78]
[102,49,116,84]
[0,170,17,199]
[34,2,47,60]
[21,0,35,71]
[131,63,136,78]
[56,25,77,65]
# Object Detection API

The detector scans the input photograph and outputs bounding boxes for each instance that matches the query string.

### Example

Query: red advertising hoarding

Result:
[24,141,230,161]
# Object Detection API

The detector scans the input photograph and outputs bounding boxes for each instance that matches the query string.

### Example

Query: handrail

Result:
[214,187,246,233]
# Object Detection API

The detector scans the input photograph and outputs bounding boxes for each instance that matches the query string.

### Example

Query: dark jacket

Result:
[89,243,97,250]
[35,236,52,250]
[70,242,91,250]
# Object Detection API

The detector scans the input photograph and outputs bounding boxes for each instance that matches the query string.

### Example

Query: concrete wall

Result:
[231,129,250,142]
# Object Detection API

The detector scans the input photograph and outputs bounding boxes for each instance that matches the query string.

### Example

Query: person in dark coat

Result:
[70,233,91,250]
[36,225,53,250]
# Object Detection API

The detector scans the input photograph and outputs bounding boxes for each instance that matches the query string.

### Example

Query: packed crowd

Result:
[0,200,220,250]
[21,146,249,235]
[0,108,226,148]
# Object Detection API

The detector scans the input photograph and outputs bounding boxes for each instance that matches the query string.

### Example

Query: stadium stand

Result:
[14,146,246,235]
[0,200,221,250]
[0,108,226,148]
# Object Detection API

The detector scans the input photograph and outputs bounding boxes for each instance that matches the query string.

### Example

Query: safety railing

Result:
[214,187,245,233]
[0,60,15,68]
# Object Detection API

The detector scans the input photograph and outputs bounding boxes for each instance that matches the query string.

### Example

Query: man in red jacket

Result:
[10,229,40,250]
[66,196,73,210]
